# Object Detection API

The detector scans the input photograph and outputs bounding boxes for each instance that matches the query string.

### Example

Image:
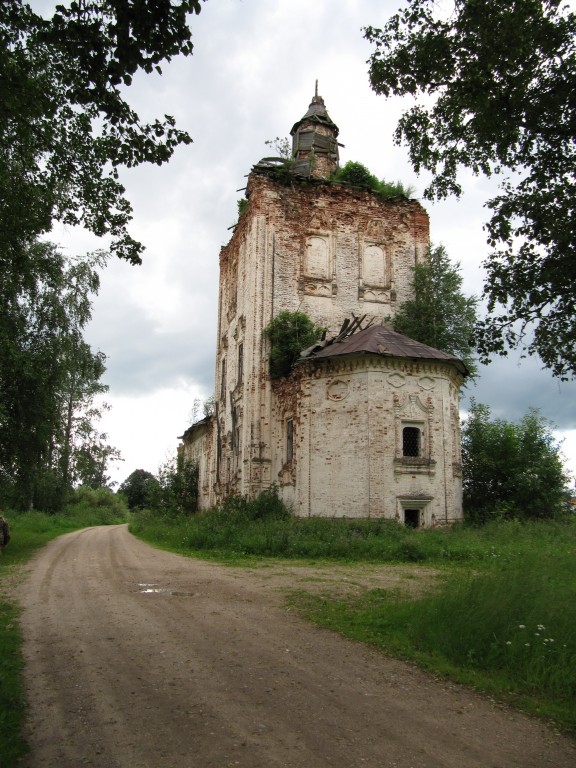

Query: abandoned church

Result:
[179,91,468,527]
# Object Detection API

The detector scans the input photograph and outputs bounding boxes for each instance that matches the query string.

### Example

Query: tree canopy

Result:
[1,0,204,265]
[118,468,160,510]
[461,400,570,523]
[365,0,576,378]
[392,243,478,377]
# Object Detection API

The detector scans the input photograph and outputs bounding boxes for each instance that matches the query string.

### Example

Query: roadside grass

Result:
[131,503,576,730]
[0,492,127,768]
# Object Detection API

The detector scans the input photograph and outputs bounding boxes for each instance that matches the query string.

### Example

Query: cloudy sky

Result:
[50,0,576,487]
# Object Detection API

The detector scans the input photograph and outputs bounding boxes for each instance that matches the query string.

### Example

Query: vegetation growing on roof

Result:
[263,311,327,379]
[264,136,292,159]
[333,161,415,199]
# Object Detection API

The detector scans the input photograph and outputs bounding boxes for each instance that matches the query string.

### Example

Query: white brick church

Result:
[179,92,468,527]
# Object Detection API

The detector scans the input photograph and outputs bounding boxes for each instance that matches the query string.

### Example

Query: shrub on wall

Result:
[334,161,414,199]
[263,311,326,378]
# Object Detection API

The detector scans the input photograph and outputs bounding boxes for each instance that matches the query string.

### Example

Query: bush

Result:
[157,455,199,515]
[462,401,570,524]
[117,469,161,510]
[263,310,326,378]
[334,161,414,199]
[64,486,127,525]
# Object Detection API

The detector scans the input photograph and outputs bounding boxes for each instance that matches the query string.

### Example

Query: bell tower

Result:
[290,82,340,179]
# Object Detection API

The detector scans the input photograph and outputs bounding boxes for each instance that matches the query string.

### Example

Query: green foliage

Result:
[365,1,576,378]
[119,456,199,515]
[263,311,327,378]
[392,243,478,377]
[0,599,26,767]
[0,242,121,511]
[0,0,204,265]
[219,485,291,522]
[130,493,575,566]
[333,161,415,199]
[63,486,128,526]
[237,198,249,217]
[462,401,570,524]
[118,469,161,510]
[156,454,200,515]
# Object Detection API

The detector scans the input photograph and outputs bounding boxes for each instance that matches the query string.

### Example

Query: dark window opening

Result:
[238,342,244,385]
[220,358,226,400]
[403,426,421,457]
[231,407,237,454]
[286,418,294,462]
[404,509,420,528]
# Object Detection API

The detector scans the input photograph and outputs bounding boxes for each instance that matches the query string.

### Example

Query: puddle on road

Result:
[138,583,167,594]
[137,583,196,597]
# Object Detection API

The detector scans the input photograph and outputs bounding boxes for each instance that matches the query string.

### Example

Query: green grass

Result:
[129,506,576,566]
[0,599,25,768]
[131,504,576,730]
[0,494,127,768]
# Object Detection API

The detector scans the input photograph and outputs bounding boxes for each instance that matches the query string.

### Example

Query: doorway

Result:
[404,509,420,528]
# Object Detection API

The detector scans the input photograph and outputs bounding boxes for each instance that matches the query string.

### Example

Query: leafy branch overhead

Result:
[365,0,576,378]
[0,0,205,265]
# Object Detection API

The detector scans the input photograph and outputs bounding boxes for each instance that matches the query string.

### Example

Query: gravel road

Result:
[14,524,575,767]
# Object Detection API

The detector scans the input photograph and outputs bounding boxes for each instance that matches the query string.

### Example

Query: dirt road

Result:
[15,525,575,767]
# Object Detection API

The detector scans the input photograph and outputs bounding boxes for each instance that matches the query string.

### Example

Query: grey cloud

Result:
[463,352,576,430]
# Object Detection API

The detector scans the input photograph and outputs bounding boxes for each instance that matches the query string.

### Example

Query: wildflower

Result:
[537,624,545,631]
[506,641,512,646]
[518,624,526,629]
[525,643,530,647]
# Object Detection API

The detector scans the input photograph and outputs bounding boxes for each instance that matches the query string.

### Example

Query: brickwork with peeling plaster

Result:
[182,163,464,525]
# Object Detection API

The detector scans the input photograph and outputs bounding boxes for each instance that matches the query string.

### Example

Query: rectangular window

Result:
[220,358,226,400]
[286,418,294,462]
[231,406,237,454]
[237,342,244,385]
[402,426,421,457]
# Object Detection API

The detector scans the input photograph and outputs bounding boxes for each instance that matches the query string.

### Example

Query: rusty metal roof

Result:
[301,324,469,375]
